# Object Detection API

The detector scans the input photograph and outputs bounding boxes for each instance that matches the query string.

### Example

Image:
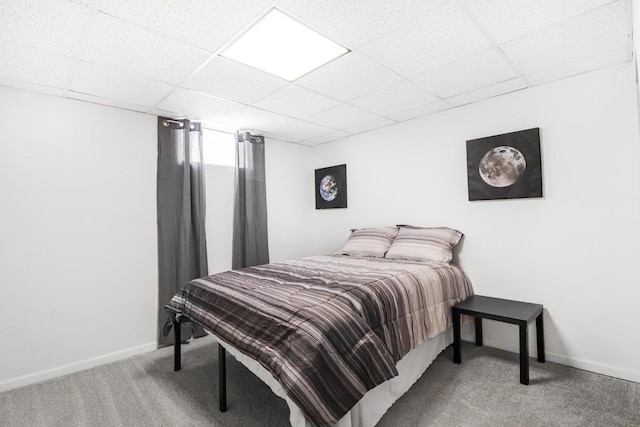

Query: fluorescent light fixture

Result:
[219,8,349,81]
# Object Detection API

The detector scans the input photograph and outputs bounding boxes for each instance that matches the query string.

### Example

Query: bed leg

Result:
[219,344,227,412]
[174,317,182,371]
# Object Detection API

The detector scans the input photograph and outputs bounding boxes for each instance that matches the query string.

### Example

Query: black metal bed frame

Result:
[170,312,227,412]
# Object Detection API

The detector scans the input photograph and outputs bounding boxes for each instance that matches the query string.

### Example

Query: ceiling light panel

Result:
[219,8,349,81]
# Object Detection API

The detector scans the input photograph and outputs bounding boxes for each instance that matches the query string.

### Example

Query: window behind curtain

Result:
[203,129,234,166]
[203,128,236,274]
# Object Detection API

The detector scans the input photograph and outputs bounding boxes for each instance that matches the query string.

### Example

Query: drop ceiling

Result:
[0,0,632,146]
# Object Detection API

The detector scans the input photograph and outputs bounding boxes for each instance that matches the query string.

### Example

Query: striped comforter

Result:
[166,255,473,426]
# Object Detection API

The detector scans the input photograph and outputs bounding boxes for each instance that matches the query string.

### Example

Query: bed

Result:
[166,226,474,427]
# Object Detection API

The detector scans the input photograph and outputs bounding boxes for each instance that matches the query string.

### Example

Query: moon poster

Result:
[466,128,542,201]
[315,164,347,209]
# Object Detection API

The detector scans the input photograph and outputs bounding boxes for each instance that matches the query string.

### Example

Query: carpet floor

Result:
[1,335,639,426]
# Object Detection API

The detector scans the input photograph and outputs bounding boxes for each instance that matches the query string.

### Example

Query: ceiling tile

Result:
[253,85,340,119]
[349,80,441,116]
[306,104,381,130]
[387,100,454,122]
[501,1,630,75]
[82,12,210,84]
[295,51,403,102]
[525,47,629,86]
[0,0,90,57]
[277,0,445,48]
[183,56,287,104]
[306,130,351,145]
[157,88,244,122]
[410,49,519,98]
[265,120,335,143]
[462,0,615,44]
[70,61,174,107]
[359,1,492,78]
[0,77,65,97]
[98,0,271,52]
[223,106,297,132]
[343,117,396,135]
[65,91,149,113]
[0,40,74,89]
[446,78,528,106]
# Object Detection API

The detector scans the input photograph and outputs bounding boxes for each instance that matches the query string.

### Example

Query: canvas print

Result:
[466,128,542,201]
[315,164,347,209]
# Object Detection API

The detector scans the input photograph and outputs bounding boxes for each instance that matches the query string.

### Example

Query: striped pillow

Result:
[385,225,463,264]
[333,226,398,257]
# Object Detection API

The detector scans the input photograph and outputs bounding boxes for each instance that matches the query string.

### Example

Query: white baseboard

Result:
[0,342,157,393]
[467,335,640,384]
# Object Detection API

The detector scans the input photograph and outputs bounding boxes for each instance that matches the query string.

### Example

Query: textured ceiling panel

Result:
[387,100,454,122]
[266,119,336,142]
[183,56,287,105]
[410,49,519,98]
[525,46,629,85]
[306,104,381,130]
[0,0,631,145]
[277,0,445,48]
[295,52,403,102]
[97,0,271,52]
[0,77,64,97]
[501,1,630,74]
[82,12,210,84]
[157,88,244,121]
[446,77,528,106]
[306,130,351,145]
[66,91,149,113]
[349,80,441,116]
[223,106,297,132]
[71,61,174,107]
[359,1,492,78]
[0,40,74,89]
[343,117,396,135]
[0,0,90,57]
[253,85,340,119]
[462,0,615,44]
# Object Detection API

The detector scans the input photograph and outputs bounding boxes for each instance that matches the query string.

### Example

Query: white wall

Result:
[205,163,235,274]
[265,139,315,262]
[0,87,158,391]
[310,63,640,383]
[3,61,638,392]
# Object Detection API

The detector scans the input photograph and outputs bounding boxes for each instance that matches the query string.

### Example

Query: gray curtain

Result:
[232,131,270,269]
[157,117,208,347]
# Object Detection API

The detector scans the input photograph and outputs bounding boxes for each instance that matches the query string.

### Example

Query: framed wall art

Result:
[466,128,543,201]
[315,164,347,209]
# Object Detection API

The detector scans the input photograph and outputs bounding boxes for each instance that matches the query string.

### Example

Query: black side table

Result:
[452,295,545,385]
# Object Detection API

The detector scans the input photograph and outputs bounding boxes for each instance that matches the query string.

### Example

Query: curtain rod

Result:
[162,118,265,141]
[162,118,196,130]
